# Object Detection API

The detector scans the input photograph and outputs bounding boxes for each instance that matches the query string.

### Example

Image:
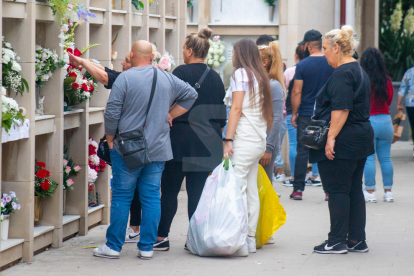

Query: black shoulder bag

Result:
[300,66,365,150]
[195,65,210,90]
[97,67,158,169]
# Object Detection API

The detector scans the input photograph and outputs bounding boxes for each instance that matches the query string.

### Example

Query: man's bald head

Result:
[130,40,154,67]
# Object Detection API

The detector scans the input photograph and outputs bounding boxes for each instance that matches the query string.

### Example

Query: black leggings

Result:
[318,158,367,245]
[406,107,414,142]
[129,187,141,227]
[157,161,210,238]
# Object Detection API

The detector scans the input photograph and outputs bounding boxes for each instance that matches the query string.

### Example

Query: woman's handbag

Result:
[300,118,330,150]
[113,67,158,171]
[97,134,112,166]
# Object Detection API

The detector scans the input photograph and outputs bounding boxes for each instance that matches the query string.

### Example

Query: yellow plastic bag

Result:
[255,165,287,248]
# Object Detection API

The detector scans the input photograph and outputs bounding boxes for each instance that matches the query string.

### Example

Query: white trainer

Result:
[363,190,377,203]
[93,244,120,259]
[247,236,257,253]
[273,173,285,182]
[125,227,140,243]
[383,191,394,202]
[138,249,153,260]
[265,236,275,244]
[233,243,249,257]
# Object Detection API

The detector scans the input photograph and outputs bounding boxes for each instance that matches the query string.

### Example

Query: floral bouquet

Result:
[60,21,99,106]
[48,1,96,24]
[2,85,26,133]
[2,37,29,96]
[63,147,81,191]
[35,162,59,198]
[88,138,107,174]
[152,50,175,72]
[1,192,20,221]
[35,45,65,87]
[207,36,226,69]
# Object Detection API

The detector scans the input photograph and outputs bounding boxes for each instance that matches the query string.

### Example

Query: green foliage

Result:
[380,0,414,81]
[81,43,101,55]
[132,0,144,10]
[264,0,276,6]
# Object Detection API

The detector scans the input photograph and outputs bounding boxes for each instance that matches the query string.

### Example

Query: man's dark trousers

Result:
[292,115,312,191]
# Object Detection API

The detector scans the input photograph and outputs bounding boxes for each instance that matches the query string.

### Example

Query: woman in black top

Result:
[311,26,374,254]
[154,28,227,251]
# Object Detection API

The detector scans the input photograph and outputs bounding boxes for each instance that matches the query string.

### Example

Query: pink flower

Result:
[65,166,72,174]
[74,165,81,172]
[151,60,159,68]
[214,35,220,42]
[17,204,21,210]
[5,196,11,202]
[158,56,171,71]
[66,179,74,187]
[12,202,17,209]
[63,159,68,166]
[67,4,73,11]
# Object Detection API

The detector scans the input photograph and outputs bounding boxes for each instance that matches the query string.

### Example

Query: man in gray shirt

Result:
[94,41,198,260]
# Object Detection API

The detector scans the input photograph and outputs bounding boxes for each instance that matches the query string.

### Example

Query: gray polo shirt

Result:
[104,65,198,162]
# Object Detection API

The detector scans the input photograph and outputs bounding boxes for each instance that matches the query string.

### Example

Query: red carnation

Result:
[83,74,86,79]
[72,83,80,89]
[88,185,94,192]
[41,180,50,191]
[66,48,73,55]
[89,144,97,155]
[68,72,77,79]
[36,169,50,179]
[89,85,95,93]
[74,48,82,57]
[81,83,89,92]
[36,162,46,168]
[94,166,99,172]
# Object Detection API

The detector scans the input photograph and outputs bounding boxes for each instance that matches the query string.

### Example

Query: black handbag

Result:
[113,67,158,171]
[300,66,365,150]
[97,134,112,166]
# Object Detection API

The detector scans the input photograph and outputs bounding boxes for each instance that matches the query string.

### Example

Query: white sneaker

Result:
[93,244,120,259]
[233,243,249,257]
[138,249,153,260]
[273,173,285,182]
[265,236,275,244]
[363,190,377,203]
[246,236,257,253]
[383,191,394,202]
[283,178,293,187]
[125,227,140,243]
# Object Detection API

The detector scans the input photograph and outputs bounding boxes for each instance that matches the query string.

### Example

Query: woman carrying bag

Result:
[223,38,273,254]
[309,26,374,254]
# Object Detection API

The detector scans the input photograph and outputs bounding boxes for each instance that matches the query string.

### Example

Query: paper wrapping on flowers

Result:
[2,119,30,144]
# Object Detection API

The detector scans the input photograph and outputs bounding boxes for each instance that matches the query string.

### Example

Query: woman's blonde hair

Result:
[185,28,213,59]
[325,25,359,56]
[258,41,286,92]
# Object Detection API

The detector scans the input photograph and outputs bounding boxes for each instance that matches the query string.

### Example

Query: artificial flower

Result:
[36,169,50,179]
[63,159,68,166]
[66,179,74,187]
[36,162,46,168]
[74,165,81,172]
[65,166,72,174]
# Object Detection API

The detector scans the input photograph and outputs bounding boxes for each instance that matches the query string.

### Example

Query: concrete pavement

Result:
[2,141,414,276]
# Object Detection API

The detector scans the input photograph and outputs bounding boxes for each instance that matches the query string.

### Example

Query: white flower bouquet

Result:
[207,36,226,69]
[35,45,64,87]
[2,85,26,133]
[2,37,29,96]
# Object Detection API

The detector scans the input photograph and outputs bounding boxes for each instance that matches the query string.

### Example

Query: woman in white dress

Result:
[223,38,273,254]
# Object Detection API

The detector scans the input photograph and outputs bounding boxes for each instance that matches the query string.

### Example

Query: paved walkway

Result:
[3,141,414,276]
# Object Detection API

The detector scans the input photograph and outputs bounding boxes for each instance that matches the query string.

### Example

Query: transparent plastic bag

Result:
[255,165,287,248]
[187,158,247,256]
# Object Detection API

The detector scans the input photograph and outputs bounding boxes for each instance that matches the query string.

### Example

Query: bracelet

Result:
[223,138,233,142]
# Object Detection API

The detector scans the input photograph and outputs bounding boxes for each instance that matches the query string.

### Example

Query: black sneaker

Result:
[314,241,348,254]
[347,241,369,253]
[306,177,322,187]
[153,237,170,251]
[184,242,189,251]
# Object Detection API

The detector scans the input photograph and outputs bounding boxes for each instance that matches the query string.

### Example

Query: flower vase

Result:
[187,6,193,22]
[63,190,67,214]
[34,196,42,222]
[1,215,10,241]
[268,5,275,22]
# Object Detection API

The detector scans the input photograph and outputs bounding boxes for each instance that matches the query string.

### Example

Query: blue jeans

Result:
[274,119,287,168]
[106,149,165,252]
[286,114,319,176]
[363,114,394,190]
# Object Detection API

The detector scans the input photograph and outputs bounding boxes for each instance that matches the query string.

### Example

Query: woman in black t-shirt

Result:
[311,26,374,255]
[154,28,227,251]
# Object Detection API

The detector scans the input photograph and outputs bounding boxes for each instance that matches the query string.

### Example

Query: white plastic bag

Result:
[187,159,247,256]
